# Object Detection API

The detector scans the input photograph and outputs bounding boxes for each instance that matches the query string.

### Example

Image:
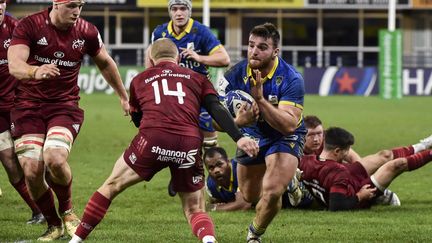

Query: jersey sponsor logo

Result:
[192,175,203,184]
[37,37,48,46]
[3,38,10,49]
[162,69,172,74]
[72,39,85,51]
[151,146,198,168]
[54,51,65,59]
[33,55,79,67]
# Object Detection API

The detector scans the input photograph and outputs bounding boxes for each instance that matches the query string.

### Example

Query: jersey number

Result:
[151,79,186,104]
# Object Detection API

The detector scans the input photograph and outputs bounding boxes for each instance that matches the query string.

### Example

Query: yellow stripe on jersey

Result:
[208,44,222,55]
[245,57,279,84]
[167,19,195,40]
[279,100,304,110]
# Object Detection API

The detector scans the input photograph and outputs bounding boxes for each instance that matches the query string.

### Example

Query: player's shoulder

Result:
[21,9,47,24]
[225,59,248,79]
[75,18,98,35]
[276,57,301,77]
[4,14,18,26]
[153,22,169,35]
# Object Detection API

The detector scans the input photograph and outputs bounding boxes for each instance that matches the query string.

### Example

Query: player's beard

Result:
[248,54,274,70]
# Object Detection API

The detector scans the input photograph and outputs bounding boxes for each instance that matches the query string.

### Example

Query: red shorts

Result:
[347,161,374,208]
[123,129,204,193]
[0,112,11,133]
[10,103,84,139]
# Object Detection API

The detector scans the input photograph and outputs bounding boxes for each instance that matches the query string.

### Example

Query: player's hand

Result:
[236,136,259,157]
[356,184,377,202]
[35,63,60,80]
[120,98,130,116]
[179,47,200,62]
[234,102,259,127]
[250,69,264,102]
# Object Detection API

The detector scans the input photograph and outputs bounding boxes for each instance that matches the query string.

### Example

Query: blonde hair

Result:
[150,38,178,61]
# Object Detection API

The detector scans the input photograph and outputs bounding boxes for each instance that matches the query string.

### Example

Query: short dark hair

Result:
[203,147,228,162]
[249,22,280,48]
[304,115,322,129]
[324,127,355,151]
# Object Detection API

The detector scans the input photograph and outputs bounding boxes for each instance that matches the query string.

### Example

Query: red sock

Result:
[407,150,432,171]
[48,178,73,213]
[392,146,414,159]
[75,191,111,240]
[12,177,40,214]
[35,189,62,226]
[190,212,215,241]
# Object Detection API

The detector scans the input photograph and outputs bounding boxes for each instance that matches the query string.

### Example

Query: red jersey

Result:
[0,15,18,111]
[129,61,217,139]
[299,155,360,207]
[10,8,102,106]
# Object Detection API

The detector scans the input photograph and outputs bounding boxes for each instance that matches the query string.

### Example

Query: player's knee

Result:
[389,158,408,173]
[0,130,14,152]
[44,127,74,153]
[14,136,44,162]
[377,149,393,161]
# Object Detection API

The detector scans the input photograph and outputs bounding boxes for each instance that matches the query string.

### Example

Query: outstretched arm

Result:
[8,44,60,81]
[208,191,252,212]
[92,46,130,115]
[180,46,230,67]
[203,94,259,157]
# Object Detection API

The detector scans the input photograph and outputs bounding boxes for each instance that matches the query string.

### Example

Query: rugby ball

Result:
[223,90,255,118]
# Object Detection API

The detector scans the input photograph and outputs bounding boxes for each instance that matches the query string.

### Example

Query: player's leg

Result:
[179,189,217,243]
[70,154,143,243]
[0,129,44,223]
[359,149,394,175]
[371,150,432,192]
[237,163,265,204]
[15,134,64,240]
[248,153,297,242]
[43,126,80,237]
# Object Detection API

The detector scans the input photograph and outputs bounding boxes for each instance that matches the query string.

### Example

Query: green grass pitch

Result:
[0,94,431,242]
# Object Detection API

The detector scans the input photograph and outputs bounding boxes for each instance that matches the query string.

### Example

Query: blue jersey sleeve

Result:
[279,65,305,108]
[199,25,221,55]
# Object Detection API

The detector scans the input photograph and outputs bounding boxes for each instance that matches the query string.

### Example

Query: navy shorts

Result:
[236,134,305,165]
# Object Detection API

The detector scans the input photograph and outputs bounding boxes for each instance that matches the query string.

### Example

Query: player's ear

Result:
[273,48,279,58]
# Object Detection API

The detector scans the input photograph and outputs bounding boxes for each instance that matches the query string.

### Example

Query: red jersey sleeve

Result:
[11,17,34,47]
[84,24,103,57]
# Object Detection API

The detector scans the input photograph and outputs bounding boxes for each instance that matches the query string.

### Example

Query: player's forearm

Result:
[256,99,300,135]
[212,201,252,211]
[199,48,230,67]
[98,59,128,101]
[7,45,35,80]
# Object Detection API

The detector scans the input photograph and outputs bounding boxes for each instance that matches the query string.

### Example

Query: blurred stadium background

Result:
[7,0,432,97]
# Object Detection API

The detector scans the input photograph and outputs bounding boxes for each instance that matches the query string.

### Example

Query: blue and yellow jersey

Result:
[151,18,222,76]
[218,57,307,143]
[206,159,238,203]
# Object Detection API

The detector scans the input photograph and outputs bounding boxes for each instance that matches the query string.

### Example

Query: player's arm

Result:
[250,69,302,135]
[344,148,362,163]
[203,93,259,157]
[202,94,243,142]
[209,191,252,212]
[258,101,302,136]
[7,44,60,80]
[92,46,130,115]
[328,184,375,211]
[180,45,230,67]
